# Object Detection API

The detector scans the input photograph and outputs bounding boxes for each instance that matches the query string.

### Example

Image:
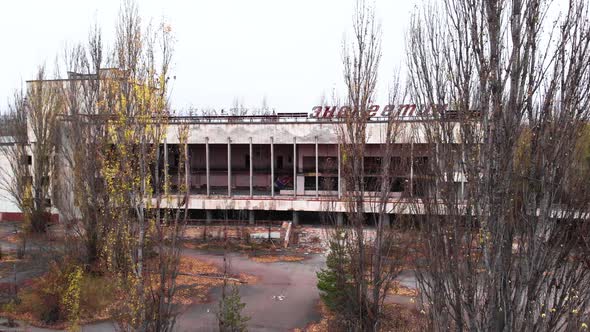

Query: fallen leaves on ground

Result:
[381,303,427,332]
[388,281,419,297]
[2,234,20,244]
[174,256,224,305]
[295,301,426,332]
[0,255,257,328]
[183,240,277,252]
[174,256,257,305]
[249,255,305,263]
[293,301,331,332]
[237,272,259,284]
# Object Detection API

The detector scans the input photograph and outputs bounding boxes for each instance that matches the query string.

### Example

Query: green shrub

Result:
[316,235,352,313]
[217,283,249,332]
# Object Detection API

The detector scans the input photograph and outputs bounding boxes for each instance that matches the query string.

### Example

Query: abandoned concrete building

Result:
[157,109,467,225]
[0,71,469,225]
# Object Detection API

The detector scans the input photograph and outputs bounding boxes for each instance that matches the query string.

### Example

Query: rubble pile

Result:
[293,226,330,254]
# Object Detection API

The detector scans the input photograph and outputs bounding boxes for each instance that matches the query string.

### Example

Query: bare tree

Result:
[407,0,590,330]
[1,68,61,233]
[147,122,189,332]
[0,91,30,219]
[97,1,183,330]
[27,68,62,233]
[55,24,110,268]
[318,1,408,330]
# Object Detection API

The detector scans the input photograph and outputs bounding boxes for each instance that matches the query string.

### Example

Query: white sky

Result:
[0,0,417,114]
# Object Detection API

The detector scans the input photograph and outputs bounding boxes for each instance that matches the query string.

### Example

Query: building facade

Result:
[158,111,466,224]
[0,70,468,225]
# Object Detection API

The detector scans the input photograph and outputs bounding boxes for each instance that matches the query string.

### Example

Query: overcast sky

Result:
[0,0,417,113]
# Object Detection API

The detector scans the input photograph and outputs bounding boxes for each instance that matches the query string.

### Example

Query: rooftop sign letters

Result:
[309,104,449,119]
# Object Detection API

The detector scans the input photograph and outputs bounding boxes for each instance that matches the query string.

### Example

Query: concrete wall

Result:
[0,147,21,214]
[154,195,421,214]
[164,121,435,145]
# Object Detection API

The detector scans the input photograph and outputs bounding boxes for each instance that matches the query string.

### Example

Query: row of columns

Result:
[199,136,343,198]
[166,138,418,200]
[166,138,416,225]
[204,209,256,225]
[332,212,391,227]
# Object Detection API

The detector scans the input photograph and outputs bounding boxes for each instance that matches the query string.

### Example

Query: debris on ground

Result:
[292,227,330,254]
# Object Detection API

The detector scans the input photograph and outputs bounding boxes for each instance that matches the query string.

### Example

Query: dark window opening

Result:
[304,176,337,191]
[391,177,406,192]
[277,156,284,169]
[320,177,338,190]
[304,176,315,190]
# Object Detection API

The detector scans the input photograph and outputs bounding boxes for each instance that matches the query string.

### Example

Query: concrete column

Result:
[164,139,168,195]
[248,210,255,225]
[336,212,344,226]
[227,137,232,197]
[315,136,319,197]
[249,137,253,197]
[270,137,274,197]
[383,213,391,228]
[410,142,414,197]
[206,210,213,224]
[293,137,297,197]
[338,143,341,198]
[206,137,210,196]
[184,142,189,195]
[292,211,299,225]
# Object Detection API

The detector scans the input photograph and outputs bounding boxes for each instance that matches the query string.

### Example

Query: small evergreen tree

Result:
[316,232,364,330]
[316,236,350,312]
[217,281,249,332]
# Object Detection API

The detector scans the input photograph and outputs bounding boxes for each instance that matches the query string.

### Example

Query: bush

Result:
[17,262,72,323]
[78,275,115,318]
[15,261,116,326]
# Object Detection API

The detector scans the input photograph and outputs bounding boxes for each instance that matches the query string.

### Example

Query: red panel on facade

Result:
[0,212,24,221]
[0,212,59,223]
